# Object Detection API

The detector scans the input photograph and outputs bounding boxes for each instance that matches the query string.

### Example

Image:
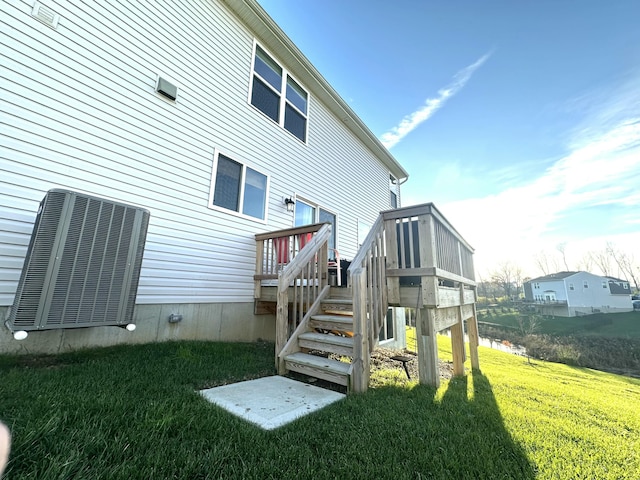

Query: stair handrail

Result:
[347,215,387,393]
[277,284,331,374]
[275,224,332,368]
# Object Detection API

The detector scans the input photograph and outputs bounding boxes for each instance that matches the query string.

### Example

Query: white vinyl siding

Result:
[0,0,396,306]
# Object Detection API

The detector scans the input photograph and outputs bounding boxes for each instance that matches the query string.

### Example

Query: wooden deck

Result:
[254,203,479,393]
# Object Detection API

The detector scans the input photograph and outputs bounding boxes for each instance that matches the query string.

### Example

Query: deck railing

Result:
[348,215,387,392]
[254,223,327,299]
[382,203,476,307]
[254,223,331,367]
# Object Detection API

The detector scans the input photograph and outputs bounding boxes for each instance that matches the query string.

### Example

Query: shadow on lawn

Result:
[286,370,538,480]
[431,370,537,479]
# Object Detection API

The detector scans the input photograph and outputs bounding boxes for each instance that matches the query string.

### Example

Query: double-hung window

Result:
[250,43,308,142]
[209,150,268,221]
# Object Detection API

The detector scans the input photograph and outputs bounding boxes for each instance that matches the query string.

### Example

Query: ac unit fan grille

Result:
[8,190,150,331]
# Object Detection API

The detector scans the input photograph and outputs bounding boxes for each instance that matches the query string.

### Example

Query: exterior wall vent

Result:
[31,2,60,30]
[7,189,150,332]
[156,76,178,101]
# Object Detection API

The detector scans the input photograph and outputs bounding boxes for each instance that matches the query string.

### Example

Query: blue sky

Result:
[258,0,640,277]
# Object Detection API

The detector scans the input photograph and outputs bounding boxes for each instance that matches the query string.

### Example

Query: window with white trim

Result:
[390,175,398,208]
[294,198,337,258]
[209,150,268,221]
[583,281,589,288]
[250,43,308,142]
[569,283,574,290]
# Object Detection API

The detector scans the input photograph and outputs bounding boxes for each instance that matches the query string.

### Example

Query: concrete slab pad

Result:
[200,376,345,430]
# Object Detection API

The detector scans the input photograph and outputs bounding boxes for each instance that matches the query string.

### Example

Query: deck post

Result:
[351,272,370,393]
[416,306,440,387]
[451,310,465,376]
[467,303,480,371]
[275,287,289,372]
[254,239,264,299]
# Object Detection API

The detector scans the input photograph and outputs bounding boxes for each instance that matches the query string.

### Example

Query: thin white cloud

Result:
[379,52,492,149]
[437,82,640,277]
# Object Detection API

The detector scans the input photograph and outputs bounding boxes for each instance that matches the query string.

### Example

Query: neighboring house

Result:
[1,0,409,354]
[523,271,632,317]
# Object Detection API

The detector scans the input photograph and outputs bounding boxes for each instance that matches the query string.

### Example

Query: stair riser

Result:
[309,320,354,334]
[321,305,353,315]
[285,360,349,386]
[299,339,353,357]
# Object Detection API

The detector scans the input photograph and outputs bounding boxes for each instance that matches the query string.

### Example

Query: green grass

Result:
[478,310,640,338]
[1,338,639,479]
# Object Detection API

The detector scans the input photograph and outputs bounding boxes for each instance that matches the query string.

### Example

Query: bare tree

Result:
[590,249,611,277]
[557,242,570,271]
[576,253,594,273]
[491,262,523,300]
[518,314,541,365]
[606,243,640,290]
[534,251,551,276]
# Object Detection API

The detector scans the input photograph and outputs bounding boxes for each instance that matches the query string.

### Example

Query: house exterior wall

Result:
[565,272,631,316]
[525,272,632,317]
[1,0,404,353]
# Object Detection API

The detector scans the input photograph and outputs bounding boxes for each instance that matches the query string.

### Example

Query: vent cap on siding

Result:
[7,189,150,332]
[31,2,60,29]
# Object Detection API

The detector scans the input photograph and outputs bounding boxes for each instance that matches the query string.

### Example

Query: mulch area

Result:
[370,347,454,382]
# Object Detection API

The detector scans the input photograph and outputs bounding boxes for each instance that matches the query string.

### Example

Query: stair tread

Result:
[299,332,353,346]
[311,314,353,323]
[285,352,351,375]
[321,298,353,305]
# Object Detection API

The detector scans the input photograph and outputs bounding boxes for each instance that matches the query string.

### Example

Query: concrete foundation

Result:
[0,302,275,355]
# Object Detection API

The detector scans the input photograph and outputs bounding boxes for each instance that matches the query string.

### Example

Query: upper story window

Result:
[569,283,574,290]
[208,150,269,221]
[533,282,540,289]
[602,281,608,289]
[583,281,589,288]
[250,44,308,143]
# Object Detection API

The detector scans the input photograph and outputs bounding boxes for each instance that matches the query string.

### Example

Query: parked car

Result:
[633,300,640,310]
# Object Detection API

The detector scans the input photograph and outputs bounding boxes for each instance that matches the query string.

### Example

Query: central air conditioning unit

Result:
[7,189,150,332]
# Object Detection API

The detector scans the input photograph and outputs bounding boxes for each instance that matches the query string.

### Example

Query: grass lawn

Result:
[479,310,640,338]
[1,338,639,479]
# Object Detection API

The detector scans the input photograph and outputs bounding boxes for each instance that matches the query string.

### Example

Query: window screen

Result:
[213,155,241,212]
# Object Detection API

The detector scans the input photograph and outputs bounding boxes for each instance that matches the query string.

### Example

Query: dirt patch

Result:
[290,347,455,392]
[370,347,454,383]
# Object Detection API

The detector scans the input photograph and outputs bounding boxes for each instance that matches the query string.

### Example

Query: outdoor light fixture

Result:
[284,197,295,212]
[13,330,28,341]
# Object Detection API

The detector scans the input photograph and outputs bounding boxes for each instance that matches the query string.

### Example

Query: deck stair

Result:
[283,293,355,389]
[259,203,480,393]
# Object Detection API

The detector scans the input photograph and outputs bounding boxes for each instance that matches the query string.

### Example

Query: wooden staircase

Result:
[282,294,355,389]
[257,204,480,394]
